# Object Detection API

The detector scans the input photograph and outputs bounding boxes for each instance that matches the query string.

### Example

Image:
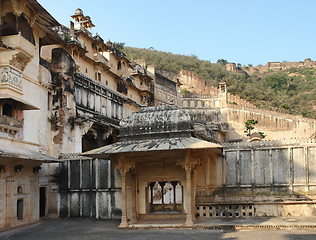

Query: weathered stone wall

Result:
[223,141,316,193]
[196,141,316,218]
[55,157,121,219]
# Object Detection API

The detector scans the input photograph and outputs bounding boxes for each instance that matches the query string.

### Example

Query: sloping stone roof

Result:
[82,137,222,158]
[82,105,222,157]
[0,144,59,162]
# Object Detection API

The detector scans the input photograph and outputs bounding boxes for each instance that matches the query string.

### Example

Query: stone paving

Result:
[1,218,316,240]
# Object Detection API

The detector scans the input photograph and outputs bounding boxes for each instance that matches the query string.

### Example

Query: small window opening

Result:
[117,61,121,70]
[17,186,23,194]
[3,104,13,117]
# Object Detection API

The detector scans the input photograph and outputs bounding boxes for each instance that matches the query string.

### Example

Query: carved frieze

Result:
[0,66,23,92]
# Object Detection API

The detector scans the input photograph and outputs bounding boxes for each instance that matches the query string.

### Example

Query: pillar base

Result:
[185,220,194,226]
[118,222,129,228]
[119,216,128,228]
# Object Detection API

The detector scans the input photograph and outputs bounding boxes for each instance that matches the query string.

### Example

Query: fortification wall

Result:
[182,95,316,142]
[242,58,316,75]
[222,105,316,141]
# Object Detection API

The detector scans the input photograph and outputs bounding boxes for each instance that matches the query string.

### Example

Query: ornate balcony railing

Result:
[0,115,22,136]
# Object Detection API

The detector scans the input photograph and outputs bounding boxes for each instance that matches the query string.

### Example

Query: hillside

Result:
[123,46,316,119]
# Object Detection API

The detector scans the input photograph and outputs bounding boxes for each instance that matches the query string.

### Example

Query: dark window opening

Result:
[117,82,127,94]
[98,72,101,81]
[0,13,18,36]
[117,61,121,70]
[17,199,23,220]
[0,13,35,44]
[3,104,13,117]
[17,15,35,44]
[17,186,23,194]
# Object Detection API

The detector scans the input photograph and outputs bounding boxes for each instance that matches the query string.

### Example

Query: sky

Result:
[38,0,316,66]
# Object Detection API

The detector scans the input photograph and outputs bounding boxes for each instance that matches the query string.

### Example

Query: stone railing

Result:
[93,53,108,66]
[0,115,22,136]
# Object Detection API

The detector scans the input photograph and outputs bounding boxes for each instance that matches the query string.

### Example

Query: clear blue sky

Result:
[38,0,316,66]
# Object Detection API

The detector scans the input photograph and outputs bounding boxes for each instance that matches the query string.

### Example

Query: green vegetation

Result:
[123,47,316,119]
[244,119,258,137]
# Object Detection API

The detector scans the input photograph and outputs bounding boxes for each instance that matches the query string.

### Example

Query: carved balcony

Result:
[1,34,35,71]
[0,115,22,136]
[93,53,108,66]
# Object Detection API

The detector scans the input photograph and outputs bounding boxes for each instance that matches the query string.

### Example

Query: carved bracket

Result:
[113,157,136,175]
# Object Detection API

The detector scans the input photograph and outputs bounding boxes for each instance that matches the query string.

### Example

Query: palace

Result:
[0,0,316,230]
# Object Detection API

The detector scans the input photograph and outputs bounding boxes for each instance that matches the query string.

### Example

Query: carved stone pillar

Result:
[119,170,128,228]
[185,164,193,226]
[160,182,166,211]
[130,173,137,223]
[171,181,178,211]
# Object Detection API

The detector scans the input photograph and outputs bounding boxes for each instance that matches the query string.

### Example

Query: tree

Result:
[244,119,266,139]
[217,59,228,66]
[113,42,125,51]
[244,119,258,136]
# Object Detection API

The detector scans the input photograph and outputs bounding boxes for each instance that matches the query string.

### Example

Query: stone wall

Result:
[182,96,316,142]
[55,157,122,219]
[223,141,316,193]
[196,140,316,218]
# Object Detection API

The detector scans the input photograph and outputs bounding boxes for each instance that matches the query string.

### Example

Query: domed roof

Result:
[74,8,83,15]
[119,105,192,141]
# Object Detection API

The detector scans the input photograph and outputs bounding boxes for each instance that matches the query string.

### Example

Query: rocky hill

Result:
[123,47,316,119]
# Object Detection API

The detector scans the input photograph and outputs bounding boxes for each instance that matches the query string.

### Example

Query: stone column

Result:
[5,176,14,228]
[160,182,166,211]
[131,173,137,223]
[185,164,193,226]
[149,182,155,213]
[119,170,128,228]
[171,181,178,211]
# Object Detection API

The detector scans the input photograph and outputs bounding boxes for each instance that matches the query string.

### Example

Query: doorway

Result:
[17,199,23,220]
[39,187,46,217]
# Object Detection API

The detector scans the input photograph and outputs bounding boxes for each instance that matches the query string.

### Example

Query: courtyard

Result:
[1,219,316,240]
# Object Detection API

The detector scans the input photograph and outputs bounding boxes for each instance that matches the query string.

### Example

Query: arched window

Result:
[117,61,121,70]
[3,104,13,117]
[17,186,23,194]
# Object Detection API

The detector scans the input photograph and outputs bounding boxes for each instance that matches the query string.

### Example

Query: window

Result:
[0,13,18,36]
[3,104,13,117]
[17,15,35,44]
[17,186,23,194]
[0,13,34,44]
[117,61,121,70]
